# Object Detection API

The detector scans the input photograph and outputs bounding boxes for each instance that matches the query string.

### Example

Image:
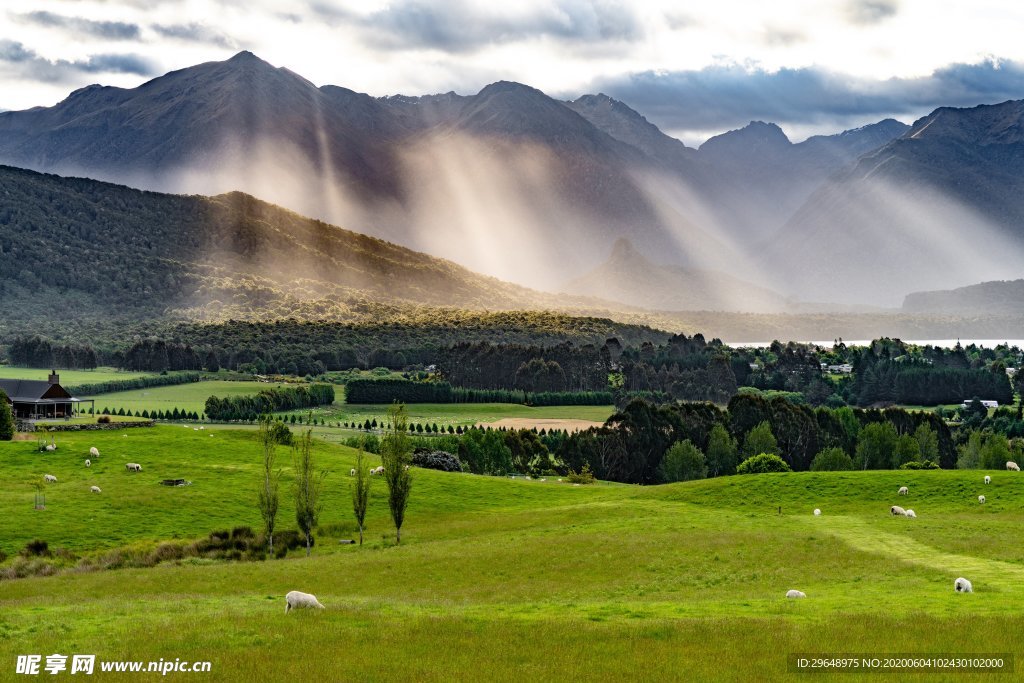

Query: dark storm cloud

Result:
[16,10,141,40]
[846,0,899,25]
[310,0,641,53]
[152,23,236,48]
[584,59,1024,132]
[0,39,156,82]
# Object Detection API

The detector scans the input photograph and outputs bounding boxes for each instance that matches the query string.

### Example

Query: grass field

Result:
[85,381,288,416]
[2,426,1024,680]
[283,402,616,429]
[0,366,155,385]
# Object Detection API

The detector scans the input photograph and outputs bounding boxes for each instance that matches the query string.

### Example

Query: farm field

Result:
[85,380,288,417]
[0,366,155,385]
[2,426,1024,680]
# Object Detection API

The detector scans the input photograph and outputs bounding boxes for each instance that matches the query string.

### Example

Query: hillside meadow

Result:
[1,427,1023,680]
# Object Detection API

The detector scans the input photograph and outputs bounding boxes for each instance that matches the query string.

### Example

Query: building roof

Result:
[0,379,73,402]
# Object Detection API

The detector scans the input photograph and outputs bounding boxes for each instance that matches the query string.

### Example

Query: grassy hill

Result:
[2,427,1023,679]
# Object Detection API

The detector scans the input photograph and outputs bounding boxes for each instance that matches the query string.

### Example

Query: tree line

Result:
[205,384,335,422]
[344,378,611,406]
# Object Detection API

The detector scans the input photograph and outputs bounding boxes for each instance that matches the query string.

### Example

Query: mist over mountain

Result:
[903,279,1024,315]
[0,51,1020,309]
[766,100,1024,306]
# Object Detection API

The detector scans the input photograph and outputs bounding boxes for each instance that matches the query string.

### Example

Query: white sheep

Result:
[1007,461,1020,472]
[349,468,356,476]
[89,447,100,457]
[45,444,56,452]
[85,459,91,468]
[985,475,991,485]
[374,466,384,475]
[404,464,410,471]
[125,463,142,472]
[905,509,917,518]
[813,508,821,516]
[90,485,102,493]
[898,486,909,495]
[978,495,986,504]
[785,590,806,598]
[890,505,906,516]
[43,474,57,483]
[285,590,325,613]
[199,426,205,430]
[954,577,973,593]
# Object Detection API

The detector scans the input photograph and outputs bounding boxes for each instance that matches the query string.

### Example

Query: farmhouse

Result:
[0,371,93,419]
[961,399,999,410]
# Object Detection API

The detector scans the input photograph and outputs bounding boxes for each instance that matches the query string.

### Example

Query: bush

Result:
[900,459,941,470]
[659,439,706,482]
[566,463,596,484]
[21,539,50,557]
[268,421,293,445]
[736,453,792,474]
[97,415,111,424]
[411,448,463,472]
[810,447,854,472]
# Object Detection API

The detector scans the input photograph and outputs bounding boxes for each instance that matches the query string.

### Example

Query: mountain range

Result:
[1,51,1022,310]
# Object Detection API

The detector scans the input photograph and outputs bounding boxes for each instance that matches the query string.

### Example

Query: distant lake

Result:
[726,339,1024,349]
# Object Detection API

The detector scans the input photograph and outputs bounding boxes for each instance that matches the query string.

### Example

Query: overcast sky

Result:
[2,0,1024,143]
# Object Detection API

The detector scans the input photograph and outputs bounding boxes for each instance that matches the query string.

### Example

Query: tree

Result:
[893,434,921,468]
[257,416,282,557]
[914,424,940,463]
[351,446,372,545]
[957,431,983,470]
[742,421,779,459]
[855,422,898,470]
[293,427,326,556]
[705,423,738,477]
[980,433,1011,470]
[381,402,413,544]
[0,390,14,441]
[660,439,706,482]
[736,453,792,474]
[810,447,854,471]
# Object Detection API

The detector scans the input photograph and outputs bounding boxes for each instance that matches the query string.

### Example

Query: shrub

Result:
[736,453,792,474]
[268,421,293,445]
[900,459,941,470]
[659,439,707,483]
[810,447,854,472]
[411,448,463,472]
[566,463,596,484]
[97,415,111,424]
[21,539,51,557]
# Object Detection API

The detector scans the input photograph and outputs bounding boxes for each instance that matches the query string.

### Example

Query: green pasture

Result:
[283,402,616,428]
[0,366,155,385]
[84,381,288,417]
[2,427,1023,680]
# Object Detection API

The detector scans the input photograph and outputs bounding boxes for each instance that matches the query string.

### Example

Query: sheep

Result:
[89,447,100,457]
[890,505,906,516]
[905,509,917,518]
[954,577,973,593]
[85,459,91,468]
[349,468,356,476]
[785,590,806,599]
[404,464,410,471]
[90,485,102,494]
[1007,461,1020,472]
[199,426,205,430]
[284,590,325,613]
[45,444,56,452]
[898,486,909,496]
[985,475,991,485]
[43,474,57,483]
[125,463,142,472]
[978,495,986,504]
[813,508,821,516]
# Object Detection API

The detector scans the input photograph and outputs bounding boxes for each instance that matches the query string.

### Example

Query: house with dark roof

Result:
[0,371,93,419]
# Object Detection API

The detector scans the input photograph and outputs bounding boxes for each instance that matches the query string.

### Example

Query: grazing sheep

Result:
[404,464,410,471]
[905,509,917,518]
[89,447,100,457]
[349,468,356,476]
[90,485,101,494]
[890,505,906,516]
[199,426,204,430]
[898,486,909,495]
[285,590,325,613]
[813,508,821,516]
[125,463,142,472]
[1007,461,1020,472]
[979,495,986,504]
[85,459,91,468]
[954,577,973,593]
[45,444,56,452]
[985,475,991,485]
[786,590,806,599]
[43,474,57,483]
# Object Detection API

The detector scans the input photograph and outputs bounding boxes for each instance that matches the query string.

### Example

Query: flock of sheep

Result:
[790,461,1021,599]
[40,444,145,495]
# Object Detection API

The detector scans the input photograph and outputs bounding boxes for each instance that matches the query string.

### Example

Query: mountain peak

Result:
[608,238,647,265]
[227,50,260,63]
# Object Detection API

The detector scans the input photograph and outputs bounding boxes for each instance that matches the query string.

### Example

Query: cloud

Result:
[311,0,642,53]
[151,23,236,49]
[15,10,140,40]
[584,58,1024,134]
[846,0,899,25]
[0,40,156,82]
